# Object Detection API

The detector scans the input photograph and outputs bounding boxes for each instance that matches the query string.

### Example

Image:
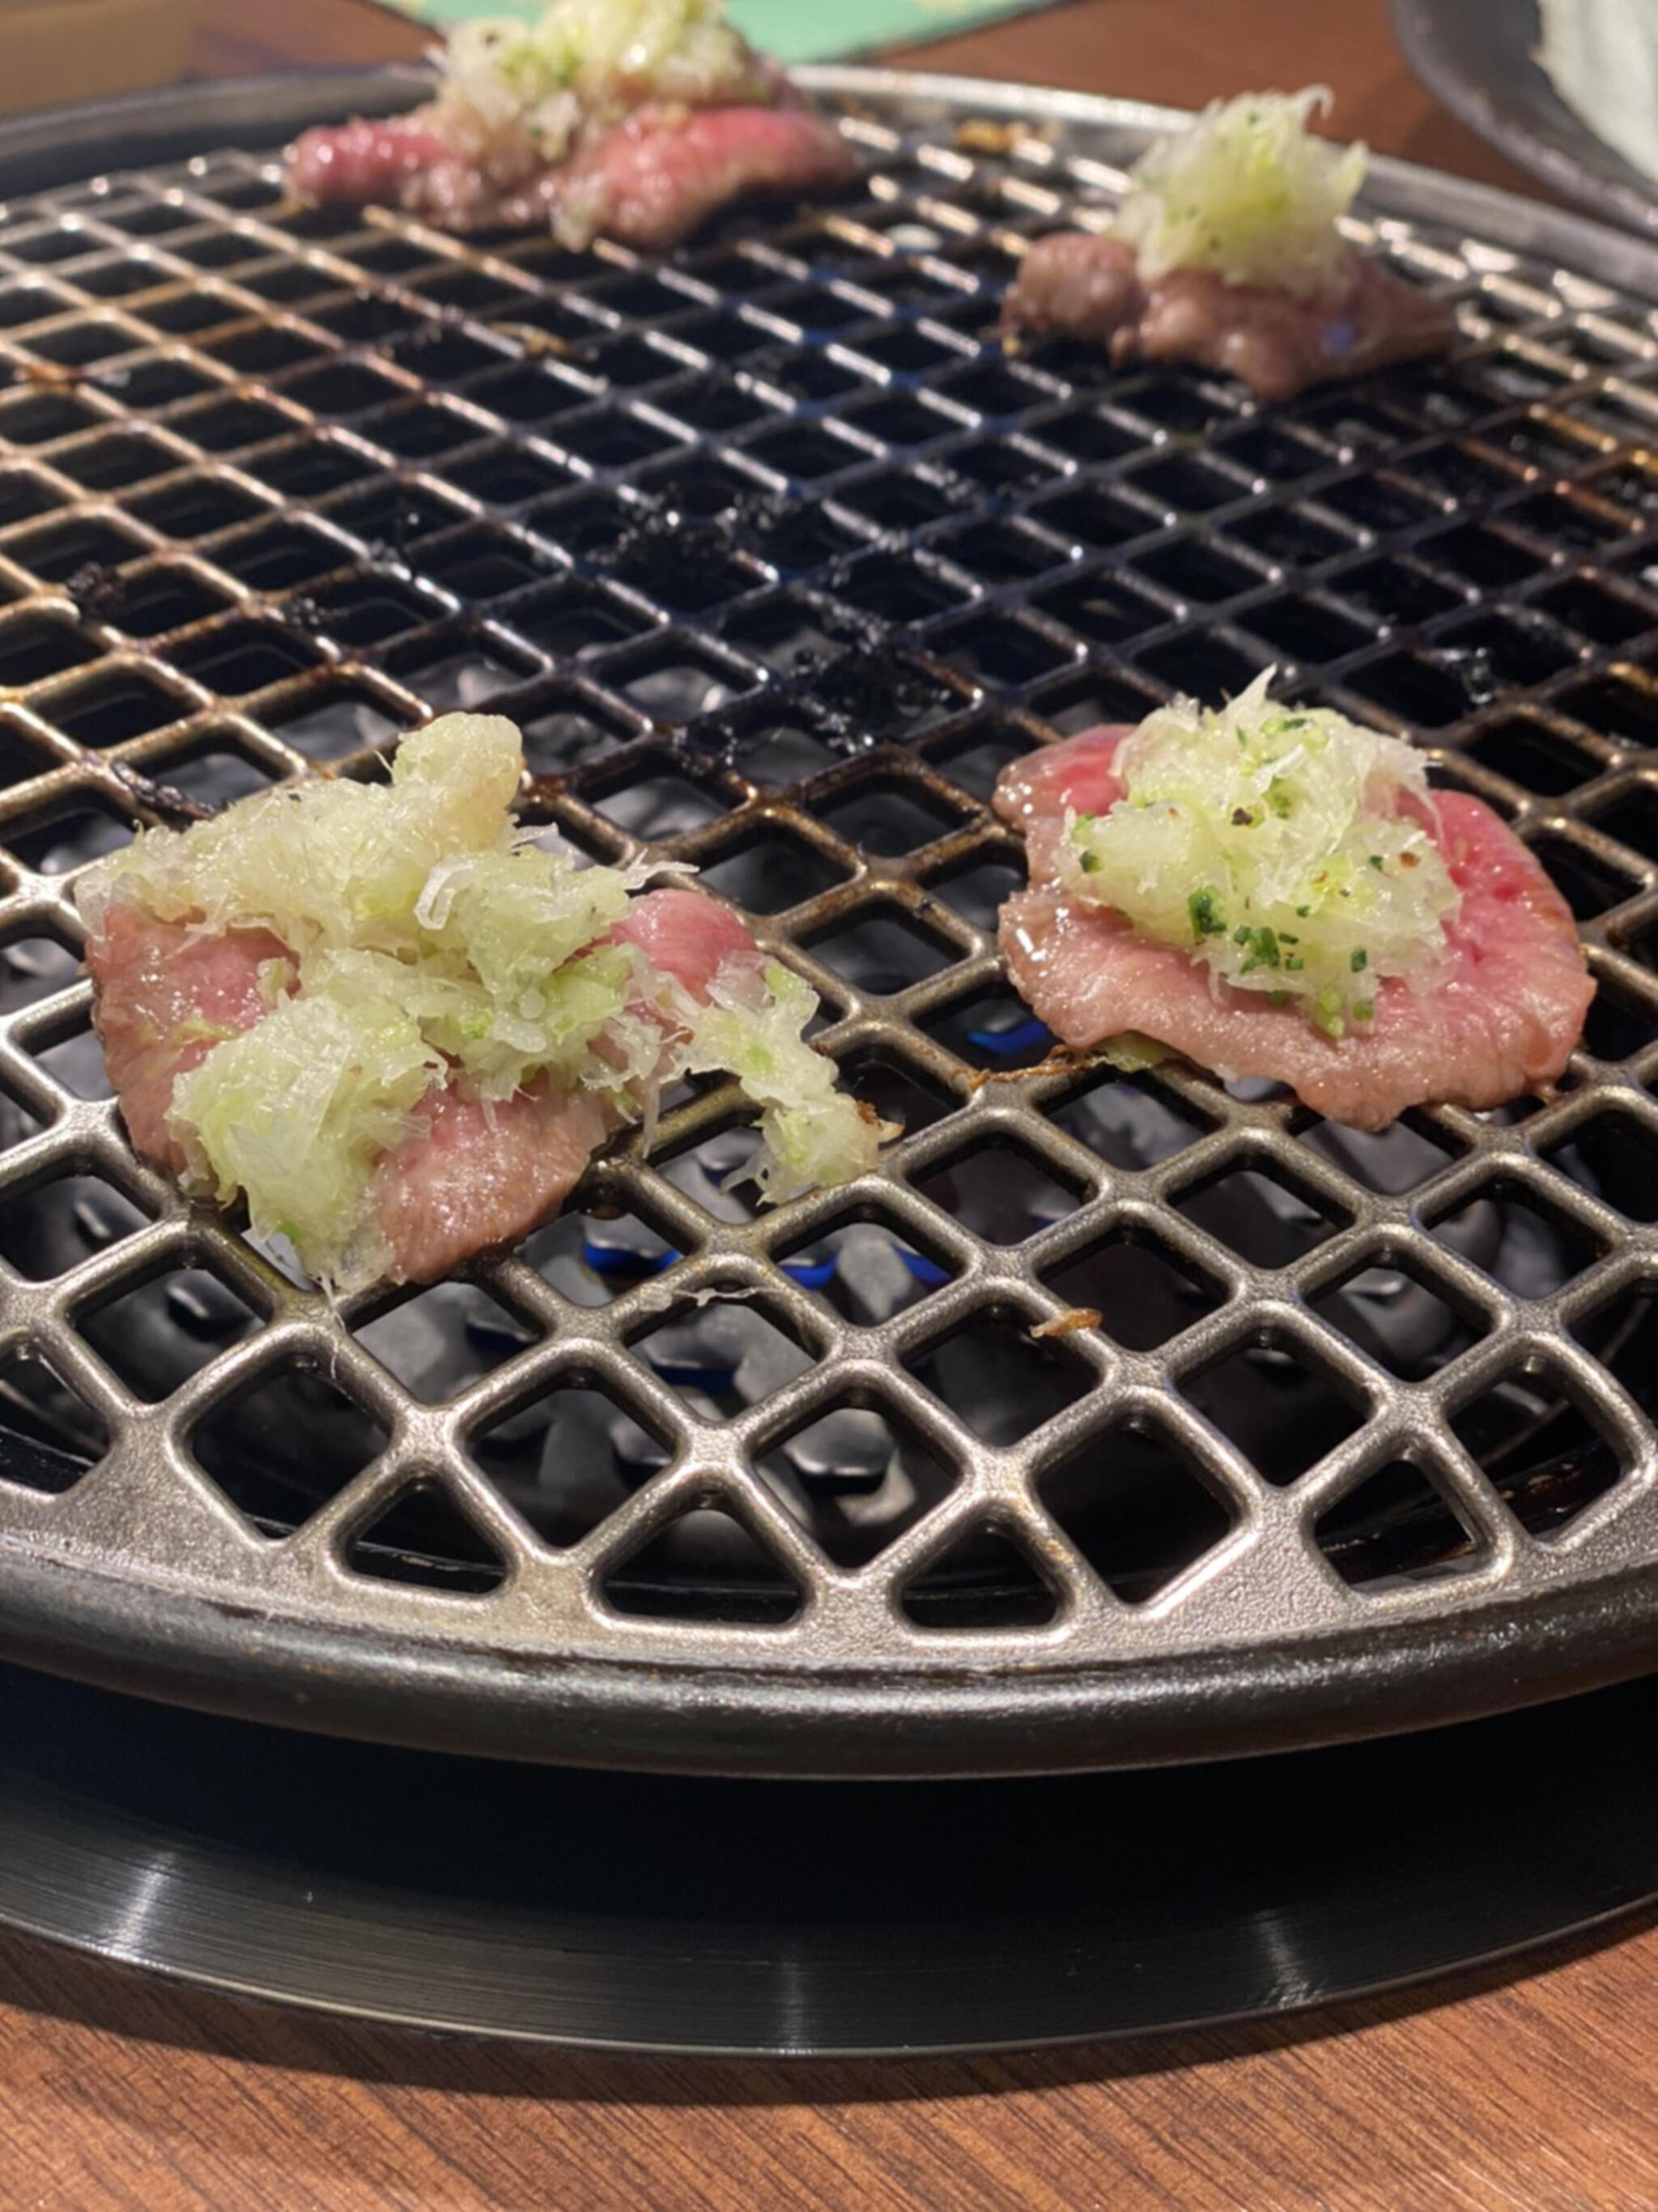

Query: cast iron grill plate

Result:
[0,70,1652,1773]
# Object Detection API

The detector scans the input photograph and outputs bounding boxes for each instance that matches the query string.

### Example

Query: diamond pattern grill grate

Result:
[0,75,1653,1762]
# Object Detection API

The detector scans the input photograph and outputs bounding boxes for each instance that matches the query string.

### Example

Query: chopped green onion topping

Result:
[1063,670,1460,1036]
[1112,87,1367,296]
[436,1,766,184]
[1188,887,1227,939]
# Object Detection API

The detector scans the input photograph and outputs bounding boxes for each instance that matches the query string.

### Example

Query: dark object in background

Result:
[0,1659,1650,2051]
[1392,0,1658,240]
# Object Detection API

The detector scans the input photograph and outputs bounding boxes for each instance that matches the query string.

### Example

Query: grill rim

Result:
[1,61,1655,300]
[0,66,1652,1776]
[2,1530,1653,1777]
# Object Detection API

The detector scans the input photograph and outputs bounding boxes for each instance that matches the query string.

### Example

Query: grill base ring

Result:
[0,1660,1650,2055]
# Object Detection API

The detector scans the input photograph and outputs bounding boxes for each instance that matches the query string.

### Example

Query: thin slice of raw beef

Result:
[290,100,855,250]
[85,887,767,1282]
[83,904,291,1176]
[371,1078,613,1286]
[372,887,765,1280]
[993,727,1593,1129]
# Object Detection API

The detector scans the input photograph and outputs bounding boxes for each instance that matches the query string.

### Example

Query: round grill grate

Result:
[0,70,1652,1773]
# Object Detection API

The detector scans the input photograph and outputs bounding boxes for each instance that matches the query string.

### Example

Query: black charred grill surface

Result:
[0,79,1652,1767]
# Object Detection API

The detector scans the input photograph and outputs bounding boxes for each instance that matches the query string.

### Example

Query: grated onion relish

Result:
[169,987,439,1292]
[1062,672,1460,1037]
[685,958,884,1203]
[77,713,528,958]
[78,713,878,1288]
[1113,87,1366,296]
[436,0,767,169]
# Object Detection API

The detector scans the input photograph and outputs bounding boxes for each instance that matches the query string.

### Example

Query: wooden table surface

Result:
[0,2,1654,2205]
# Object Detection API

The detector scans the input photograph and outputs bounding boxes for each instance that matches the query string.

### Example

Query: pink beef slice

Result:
[1001,233,1456,402]
[291,103,855,249]
[543,104,856,250]
[287,118,458,207]
[607,883,757,997]
[993,727,1594,1129]
[372,1080,613,1287]
[372,887,764,1283]
[86,885,763,1284]
[83,904,291,1175]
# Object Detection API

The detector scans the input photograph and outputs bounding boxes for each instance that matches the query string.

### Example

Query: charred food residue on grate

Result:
[0,83,1652,1738]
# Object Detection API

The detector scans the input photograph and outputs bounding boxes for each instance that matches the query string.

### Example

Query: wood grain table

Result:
[0,2,1654,2205]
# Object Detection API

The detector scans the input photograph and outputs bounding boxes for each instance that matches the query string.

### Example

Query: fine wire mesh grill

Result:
[0,72,1654,1755]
